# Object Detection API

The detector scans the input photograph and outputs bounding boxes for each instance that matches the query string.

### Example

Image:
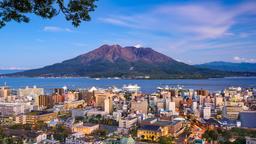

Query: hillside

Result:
[4,45,251,79]
[196,61,256,73]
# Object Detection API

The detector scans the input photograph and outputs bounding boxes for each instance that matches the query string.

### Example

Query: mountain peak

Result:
[76,44,174,64]
[6,44,237,79]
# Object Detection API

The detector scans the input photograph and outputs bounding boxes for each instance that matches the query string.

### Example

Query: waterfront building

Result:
[0,86,11,98]
[196,89,209,96]
[54,88,65,96]
[123,84,140,93]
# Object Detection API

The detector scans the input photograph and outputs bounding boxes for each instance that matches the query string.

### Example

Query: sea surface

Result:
[0,76,255,94]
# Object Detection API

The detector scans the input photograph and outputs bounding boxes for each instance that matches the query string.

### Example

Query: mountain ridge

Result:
[3,44,255,79]
[196,61,256,72]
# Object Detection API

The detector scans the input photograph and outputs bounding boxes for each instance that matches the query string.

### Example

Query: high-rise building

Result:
[203,106,211,119]
[95,91,114,108]
[78,89,94,104]
[35,95,52,108]
[224,105,243,120]
[215,96,224,107]
[65,91,79,102]
[0,86,11,98]
[172,97,183,108]
[168,101,175,114]
[196,89,209,96]
[104,96,113,114]
[192,101,197,112]
[54,88,65,96]
[52,94,64,104]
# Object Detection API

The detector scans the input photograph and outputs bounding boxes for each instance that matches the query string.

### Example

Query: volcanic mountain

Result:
[5,44,243,79]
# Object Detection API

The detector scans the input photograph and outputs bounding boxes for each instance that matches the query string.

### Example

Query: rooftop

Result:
[139,125,161,131]
[239,111,256,128]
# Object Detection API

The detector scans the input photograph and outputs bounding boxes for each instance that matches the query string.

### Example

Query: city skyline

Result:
[0,0,256,69]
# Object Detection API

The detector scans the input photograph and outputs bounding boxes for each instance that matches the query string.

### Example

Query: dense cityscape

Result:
[0,83,256,144]
[1,0,256,144]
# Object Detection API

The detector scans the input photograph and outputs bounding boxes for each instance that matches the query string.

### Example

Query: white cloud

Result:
[98,2,256,63]
[134,44,142,48]
[233,56,256,63]
[43,26,73,32]
[99,2,256,40]
[0,66,30,70]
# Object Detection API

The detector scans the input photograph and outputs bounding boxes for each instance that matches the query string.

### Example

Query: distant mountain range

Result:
[195,61,256,72]
[0,70,23,74]
[3,45,256,79]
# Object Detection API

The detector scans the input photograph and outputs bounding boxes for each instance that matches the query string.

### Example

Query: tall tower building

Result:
[104,96,113,114]
[0,86,11,98]
[36,95,52,107]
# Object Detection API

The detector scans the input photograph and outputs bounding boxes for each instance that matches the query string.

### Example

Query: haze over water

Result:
[0,77,255,94]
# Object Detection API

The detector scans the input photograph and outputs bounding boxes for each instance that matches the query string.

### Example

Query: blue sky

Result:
[0,0,256,69]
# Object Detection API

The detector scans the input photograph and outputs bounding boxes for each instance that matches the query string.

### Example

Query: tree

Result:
[203,129,219,143]
[74,116,84,123]
[159,136,174,144]
[53,124,71,142]
[0,0,97,28]
[93,129,108,139]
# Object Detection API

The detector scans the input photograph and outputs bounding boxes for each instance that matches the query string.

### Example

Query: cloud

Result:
[233,56,256,63]
[0,66,30,70]
[99,2,256,40]
[134,44,142,48]
[98,2,256,64]
[43,26,73,32]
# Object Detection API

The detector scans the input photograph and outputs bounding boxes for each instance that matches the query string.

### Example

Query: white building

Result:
[104,96,113,114]
[0,102,25,116]
[192,101,197,112]
[123,84,140,93]
[167,101,176,114]
[119,117,137,129]
[18,86,44,97]
[203,106,211,119]
[113,110,122,121]
[246,137,256,144]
